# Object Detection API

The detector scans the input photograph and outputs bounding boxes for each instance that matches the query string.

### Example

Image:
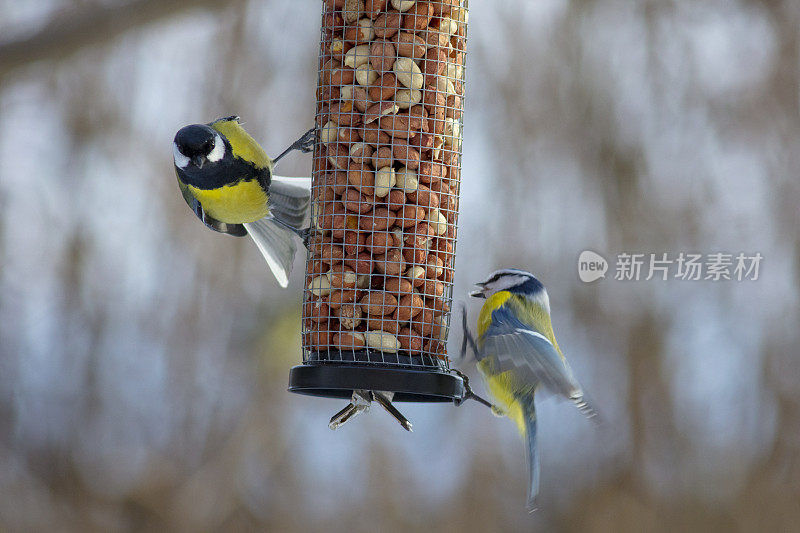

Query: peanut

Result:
[373,11,402,39]
[402,1,433,31]
[344,44,371,68]
[337,303,363,329]
[375,166,396,197]
[335,331,366,350]
[385,188,406,209]
[349,142,374,164]
[365,231,396,254]
[368,73,399,101]
[364,101,399,124]
[391,0,415,12]
[396,167,419,192]
[385,276,414,294]
[355,64,379,86]
[393,57,424,90]
[328,265,358,289]
[360,122,391,145]
[395,293,423,321]
[365,330,401,353]
[394,88,422,109]
[320,120,338,144]
[364,0,388,19]
[328,289,359,308]
[343,230,366,255]
[373,248,405,275]
[370,317,401,335]
[344,18,375,42]
[309,275,333,297]
[398,204,426,228]
[425,255,444,279]
[426,207,447,235]
[370,40,397,72]
[342,0,364,24]
[345,252,373,274]
[358,207,395,231]
[396,32,427,59]
[304,298,331,322]
[360,291,398,316]
[406,265,426,286]
[397,327,424,354]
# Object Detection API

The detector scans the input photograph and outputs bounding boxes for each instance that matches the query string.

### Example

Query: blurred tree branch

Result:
[0,0,228,82]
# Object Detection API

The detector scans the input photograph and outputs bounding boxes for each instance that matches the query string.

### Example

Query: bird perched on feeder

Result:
[463,268,596,511]
[172,115,315,287]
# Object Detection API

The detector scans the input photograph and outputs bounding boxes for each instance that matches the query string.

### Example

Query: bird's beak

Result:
[469,283,487,299]
[192,155,205,169]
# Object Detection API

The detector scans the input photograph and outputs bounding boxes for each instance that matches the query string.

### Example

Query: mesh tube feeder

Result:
[288,0,470,429]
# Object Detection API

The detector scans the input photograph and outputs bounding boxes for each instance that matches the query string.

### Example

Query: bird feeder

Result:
[288,0,470,427]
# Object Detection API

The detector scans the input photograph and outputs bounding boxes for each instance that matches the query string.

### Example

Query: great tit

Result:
[464,268,596,510]
[173,116,315,287]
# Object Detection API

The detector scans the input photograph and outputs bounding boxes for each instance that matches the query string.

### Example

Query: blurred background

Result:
[1,0,798,531]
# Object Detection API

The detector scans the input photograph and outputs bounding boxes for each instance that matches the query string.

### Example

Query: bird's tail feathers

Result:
[522,400,540,512]
[244,217,297,288]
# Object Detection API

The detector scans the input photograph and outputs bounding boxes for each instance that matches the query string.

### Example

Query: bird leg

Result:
[273,127,316,164]
[452,307,498,410]
[271,217,311,249]
[451,368,496,411]
[459,303,480,362]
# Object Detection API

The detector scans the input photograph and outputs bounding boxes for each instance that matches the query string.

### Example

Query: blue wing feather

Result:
[479,305,583,401]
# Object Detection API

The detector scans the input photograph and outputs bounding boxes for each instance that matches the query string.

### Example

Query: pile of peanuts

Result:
[303,0,467,361]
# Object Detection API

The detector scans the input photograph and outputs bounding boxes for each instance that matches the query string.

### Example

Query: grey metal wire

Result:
[302,0,468,369]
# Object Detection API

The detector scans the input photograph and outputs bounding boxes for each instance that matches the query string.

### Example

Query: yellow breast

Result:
[477,291,513,339]
[188,179,269,223]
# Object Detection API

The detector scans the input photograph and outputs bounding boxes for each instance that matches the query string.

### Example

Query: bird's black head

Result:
[173,124,226,172]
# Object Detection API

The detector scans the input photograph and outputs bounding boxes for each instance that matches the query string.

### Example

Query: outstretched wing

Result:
[479,305,583,402]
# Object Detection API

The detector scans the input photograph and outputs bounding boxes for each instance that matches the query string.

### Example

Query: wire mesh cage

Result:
[289,0,468,403]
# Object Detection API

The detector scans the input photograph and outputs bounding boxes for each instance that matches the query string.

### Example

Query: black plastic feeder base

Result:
[288,350,465,402]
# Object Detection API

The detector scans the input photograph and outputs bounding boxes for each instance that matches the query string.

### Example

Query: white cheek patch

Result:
[207,133,225,162]
[173,142,190,168]
[534,288,551,314]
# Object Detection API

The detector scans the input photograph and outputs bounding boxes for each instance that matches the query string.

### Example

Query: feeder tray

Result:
[289,358,464,402]
[289,0,470,414]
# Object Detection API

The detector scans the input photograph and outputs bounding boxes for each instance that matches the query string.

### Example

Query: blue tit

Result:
[467,268,596,510]
[173,116,315,287]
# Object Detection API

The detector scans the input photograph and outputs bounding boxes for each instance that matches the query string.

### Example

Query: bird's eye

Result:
[201,139,214,154]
